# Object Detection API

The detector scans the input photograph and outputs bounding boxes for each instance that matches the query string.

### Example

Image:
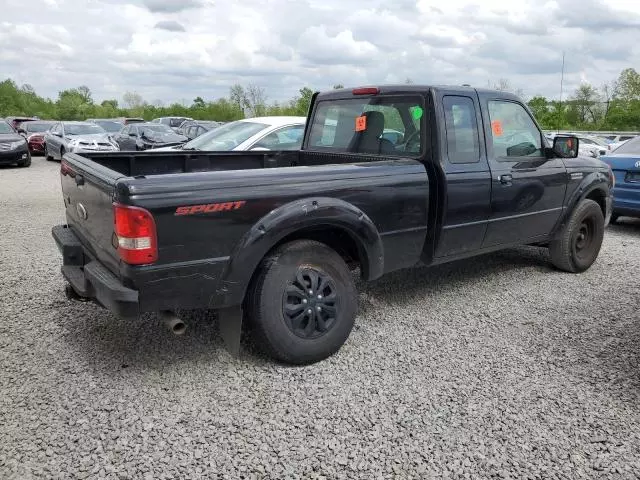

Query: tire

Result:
[18,154,31,167]
[549,199,605,273]
[44,143,53,161]
[246,239,358,365]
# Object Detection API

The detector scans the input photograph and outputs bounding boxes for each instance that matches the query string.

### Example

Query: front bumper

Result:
[0,148,30,165]
[52,224,139,317]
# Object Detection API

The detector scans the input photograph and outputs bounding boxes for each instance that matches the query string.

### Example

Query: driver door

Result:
[479,95,568,247]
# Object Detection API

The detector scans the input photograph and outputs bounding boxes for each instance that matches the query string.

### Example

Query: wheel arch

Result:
[551,172,610,238]
[217,197,384,308]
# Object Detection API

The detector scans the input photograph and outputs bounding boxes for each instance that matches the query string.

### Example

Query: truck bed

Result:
[70,150,302,177]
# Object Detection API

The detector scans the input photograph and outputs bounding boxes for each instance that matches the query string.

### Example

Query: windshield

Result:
[611,136,640,155]
[24,122,54,132]
[183,121,268,150]
[94,121,123,133]
[65,124,106,135]
[140,125,174,135]
[0,122,15,134]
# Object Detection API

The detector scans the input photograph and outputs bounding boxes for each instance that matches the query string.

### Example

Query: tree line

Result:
[1,68,639,131]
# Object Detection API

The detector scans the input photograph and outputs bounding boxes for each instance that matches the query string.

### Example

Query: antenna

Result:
[558,51,565,133]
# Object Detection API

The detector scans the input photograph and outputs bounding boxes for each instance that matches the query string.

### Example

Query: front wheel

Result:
[549,199,605,273]
[44,143,54,161]
[246,239,358,365]
[18,154,31,167]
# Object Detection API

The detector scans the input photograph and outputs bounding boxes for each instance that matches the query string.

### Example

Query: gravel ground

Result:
[1,158,639,479]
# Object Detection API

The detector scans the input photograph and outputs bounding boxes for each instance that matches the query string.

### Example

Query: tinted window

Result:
[307,95,424,156]
[611,136,640,155]
[488,100,542,158]
[443,96,480,164]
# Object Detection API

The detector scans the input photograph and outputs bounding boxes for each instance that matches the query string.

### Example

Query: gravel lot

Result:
[1,158,639,479]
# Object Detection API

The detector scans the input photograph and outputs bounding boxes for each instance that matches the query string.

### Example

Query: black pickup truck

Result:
[52,85,613,364]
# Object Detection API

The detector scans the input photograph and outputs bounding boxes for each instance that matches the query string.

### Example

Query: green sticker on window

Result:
[411,106,423,120]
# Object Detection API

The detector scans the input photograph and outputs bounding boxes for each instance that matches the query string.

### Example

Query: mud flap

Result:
[217,306,243,356]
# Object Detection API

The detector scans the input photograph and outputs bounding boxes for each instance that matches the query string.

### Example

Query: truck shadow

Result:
[356,245,553,308]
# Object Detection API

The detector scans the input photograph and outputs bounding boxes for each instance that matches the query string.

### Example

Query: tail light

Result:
[113,203,158,265]
[60,159,74,177]
[352,87,379,95]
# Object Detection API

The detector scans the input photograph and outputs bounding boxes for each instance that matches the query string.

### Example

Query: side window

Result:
[253,125,305,150]
[307,96,424,157]
[443,95,480,164]
[488,100,542,158]
[121,126,130,135]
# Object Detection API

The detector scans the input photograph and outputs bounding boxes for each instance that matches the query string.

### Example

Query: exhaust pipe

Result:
[159,310,186,335]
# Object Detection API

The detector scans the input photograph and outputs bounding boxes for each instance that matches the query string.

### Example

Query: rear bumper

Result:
[52,224,139,317]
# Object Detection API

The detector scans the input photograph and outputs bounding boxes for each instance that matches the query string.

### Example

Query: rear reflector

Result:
[352,87,379,95]
[113,203,158,265]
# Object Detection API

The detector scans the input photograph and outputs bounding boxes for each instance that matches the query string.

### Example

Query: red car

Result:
[19,120,56,155]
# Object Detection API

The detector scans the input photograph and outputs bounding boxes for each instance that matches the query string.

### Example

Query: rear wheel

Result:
[549,199,605,273]
[246,239,358,365]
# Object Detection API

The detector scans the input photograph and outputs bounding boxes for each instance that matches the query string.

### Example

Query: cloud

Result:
[1,0,639,106]
[142,0,203,13]
[154,20,186,32]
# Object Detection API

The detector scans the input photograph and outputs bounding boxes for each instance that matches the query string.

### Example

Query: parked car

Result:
[599,135,640,222]
[5,116,37,131]
[52,84,613,365]
[18,120,56,155]
[154,117,306,152]
[609,135,636,152]
[112,123,188,150]
[44,121,119,160]
[181,121,222,140]
[574,134,611,157]
[151,116,193,132]
[86,119,125,134]
[0,120,31,167]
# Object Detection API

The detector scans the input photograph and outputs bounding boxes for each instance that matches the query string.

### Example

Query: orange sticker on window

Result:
[355,115,367,132]
[491,120,503,136]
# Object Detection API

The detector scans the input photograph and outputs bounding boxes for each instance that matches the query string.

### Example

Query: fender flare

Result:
[551,171,610,237]
[216,197,384,307]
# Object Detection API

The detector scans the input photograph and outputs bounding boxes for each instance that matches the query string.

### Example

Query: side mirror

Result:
[553,135,579,158]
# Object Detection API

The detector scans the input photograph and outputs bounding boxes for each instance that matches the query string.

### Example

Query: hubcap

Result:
[282,267,338,339]
[573,217,595,260]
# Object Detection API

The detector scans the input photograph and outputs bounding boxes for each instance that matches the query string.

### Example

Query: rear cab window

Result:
[306,94,425,157]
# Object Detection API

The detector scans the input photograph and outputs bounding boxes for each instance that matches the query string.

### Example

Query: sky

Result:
[1,0,639,105]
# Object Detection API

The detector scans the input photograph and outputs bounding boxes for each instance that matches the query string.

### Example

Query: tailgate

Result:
[60,154,123,275]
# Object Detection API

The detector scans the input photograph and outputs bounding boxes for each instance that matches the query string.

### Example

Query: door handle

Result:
[75,174,85,186]
[499,174,513,184]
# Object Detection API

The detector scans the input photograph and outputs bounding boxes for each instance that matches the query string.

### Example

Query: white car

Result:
[154,116,306,152]
[574,135,611,157]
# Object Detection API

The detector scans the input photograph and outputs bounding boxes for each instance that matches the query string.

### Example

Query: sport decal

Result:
[175,201,246,216]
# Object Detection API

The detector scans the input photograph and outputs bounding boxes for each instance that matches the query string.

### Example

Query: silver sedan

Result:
[44,121,119,160]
